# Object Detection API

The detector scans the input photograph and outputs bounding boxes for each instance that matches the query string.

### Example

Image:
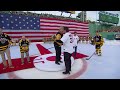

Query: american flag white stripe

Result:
[7,34,54,36]
[40,26,88,29]
[4,32,89,35]
[40,23,89,28]
[7,32,89,36]
[3,30,42,32]
[40,26,88,30]
[3,30,89,33]
[40,19,89,26]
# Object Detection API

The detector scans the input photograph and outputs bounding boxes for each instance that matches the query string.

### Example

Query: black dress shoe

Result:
[55,62,60,65]
[63,71,70,74]
[59,61,63,63]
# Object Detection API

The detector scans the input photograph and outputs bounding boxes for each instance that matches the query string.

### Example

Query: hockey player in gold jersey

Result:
[93,32,104,56]
[0,28,14,69]
[19,36,30,65]
[53,26,64,65]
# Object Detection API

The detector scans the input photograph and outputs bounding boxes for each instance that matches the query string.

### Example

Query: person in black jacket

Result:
[55,27,74,74]
[53,26,64,65]
[0,28,14,69]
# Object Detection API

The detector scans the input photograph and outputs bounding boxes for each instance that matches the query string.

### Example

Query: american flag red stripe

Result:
[3,17,89,41]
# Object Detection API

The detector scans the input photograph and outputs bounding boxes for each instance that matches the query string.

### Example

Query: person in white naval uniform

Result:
[56,27,74,74]
[73,32,79,58]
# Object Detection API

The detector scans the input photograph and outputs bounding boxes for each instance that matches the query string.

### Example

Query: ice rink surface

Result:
[0,39,120,79]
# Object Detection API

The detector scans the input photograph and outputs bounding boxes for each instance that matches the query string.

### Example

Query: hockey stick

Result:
[86,51,96,60]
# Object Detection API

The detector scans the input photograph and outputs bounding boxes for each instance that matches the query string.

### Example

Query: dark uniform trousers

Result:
[74,46,77,57]
[95,44,101,55]
[54,45,61,63]
[64,52,72,72]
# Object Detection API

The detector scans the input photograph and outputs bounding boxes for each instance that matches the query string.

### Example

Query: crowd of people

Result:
[97,26,120,33]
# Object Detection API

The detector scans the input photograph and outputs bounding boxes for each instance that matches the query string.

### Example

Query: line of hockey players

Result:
[0,28,30,70]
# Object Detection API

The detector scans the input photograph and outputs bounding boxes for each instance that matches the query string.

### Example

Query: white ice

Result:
[0,39,120,79]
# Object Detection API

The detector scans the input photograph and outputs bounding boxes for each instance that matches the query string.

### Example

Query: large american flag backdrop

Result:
[0,13,89,41]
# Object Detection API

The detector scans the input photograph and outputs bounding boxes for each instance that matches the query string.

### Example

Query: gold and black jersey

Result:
[0,33,11,51]
[94,35,104,45]
[19,39,29,53]
[54,32,63,46]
